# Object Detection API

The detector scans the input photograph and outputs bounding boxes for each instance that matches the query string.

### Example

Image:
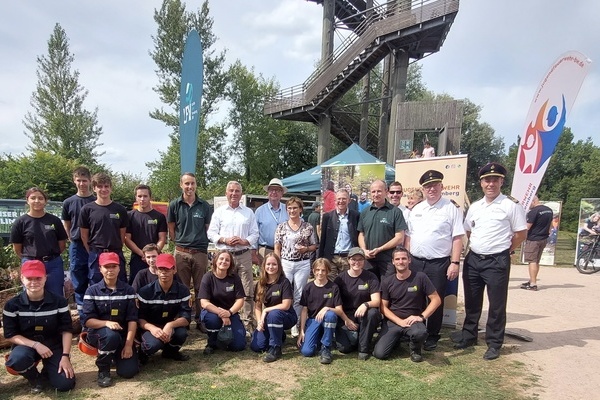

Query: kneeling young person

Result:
[251,253,297,362]
[199,250,247,355]
[3,261,76,394]
[373,247,441,362]
[297,258,343,364]
[334,247,381,360]
[82,252,138,387]
[137,254,191,362]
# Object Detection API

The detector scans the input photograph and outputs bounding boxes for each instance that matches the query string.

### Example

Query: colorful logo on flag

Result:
[518,96,566,174]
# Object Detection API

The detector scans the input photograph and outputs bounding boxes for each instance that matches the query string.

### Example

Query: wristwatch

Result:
[420,314,426,322]
[451,260,460,265]
[363,302,370,309]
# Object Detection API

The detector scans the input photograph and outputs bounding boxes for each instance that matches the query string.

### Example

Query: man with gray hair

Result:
[208,181,259,333]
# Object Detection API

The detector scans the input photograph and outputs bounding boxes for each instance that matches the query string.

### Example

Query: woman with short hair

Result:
[274,197,317,337]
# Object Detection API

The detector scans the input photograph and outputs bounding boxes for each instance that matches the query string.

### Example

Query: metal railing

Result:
[264,0,458,115]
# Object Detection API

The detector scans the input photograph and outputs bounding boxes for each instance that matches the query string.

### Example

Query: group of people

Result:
[4,161,534,394]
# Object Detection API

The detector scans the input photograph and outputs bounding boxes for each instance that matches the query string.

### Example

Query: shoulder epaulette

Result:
[450,199,460,208]
[506,195,520,204]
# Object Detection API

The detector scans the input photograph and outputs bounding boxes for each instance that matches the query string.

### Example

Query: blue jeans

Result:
[250,309,297,352]
[201,310,246,351]
[69,240,89,314]
[22,256,64,298]
[300,311,337,357]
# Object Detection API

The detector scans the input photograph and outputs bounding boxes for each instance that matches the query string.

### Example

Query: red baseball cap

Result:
[21,260,46,278]
[156,253,176,269]
[99,252,120,266]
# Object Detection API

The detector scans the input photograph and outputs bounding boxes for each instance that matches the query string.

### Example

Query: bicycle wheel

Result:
[575,250,600,274]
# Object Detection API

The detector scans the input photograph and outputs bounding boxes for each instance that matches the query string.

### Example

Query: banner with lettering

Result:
[179,29,203,175]
[511,51,591,210]
[395,154,468,327]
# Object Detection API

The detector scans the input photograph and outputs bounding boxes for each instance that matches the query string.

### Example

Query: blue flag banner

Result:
[179,29,203,175]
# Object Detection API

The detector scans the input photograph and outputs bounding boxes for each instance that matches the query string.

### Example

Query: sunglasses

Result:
[389,191,402,195]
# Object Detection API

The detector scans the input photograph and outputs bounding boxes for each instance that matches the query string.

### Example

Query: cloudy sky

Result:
[0,0,598,179]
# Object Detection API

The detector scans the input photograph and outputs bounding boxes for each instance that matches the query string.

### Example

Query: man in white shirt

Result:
[454,163,527,360]
[207,181,259,332]
[406,170,464,351]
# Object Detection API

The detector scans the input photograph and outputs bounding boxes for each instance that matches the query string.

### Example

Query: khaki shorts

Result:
[523,239,546,263]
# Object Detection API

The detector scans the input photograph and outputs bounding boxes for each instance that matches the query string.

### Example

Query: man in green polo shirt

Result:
[358,179,407,280]
[167,172,212,326]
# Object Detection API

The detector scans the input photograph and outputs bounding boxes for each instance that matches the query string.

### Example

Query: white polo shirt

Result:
[464,194,527,255]
[407,197,465,259]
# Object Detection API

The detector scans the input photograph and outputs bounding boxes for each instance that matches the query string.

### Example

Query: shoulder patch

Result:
[506,195,520,204]
[450,199,460,208]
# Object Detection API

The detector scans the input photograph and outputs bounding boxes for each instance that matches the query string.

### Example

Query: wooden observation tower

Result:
[264,0,460,164]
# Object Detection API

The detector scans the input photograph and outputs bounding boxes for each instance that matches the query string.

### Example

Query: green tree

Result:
[226,62,317,184]
[0,151,77,201]
[23,23,103,167]
[405,63,435,102]
[459,99,506,200]
[147,0,228,199]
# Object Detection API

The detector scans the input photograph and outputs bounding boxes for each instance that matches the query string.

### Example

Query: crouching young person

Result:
[199,250,246,355]
[297,258,343,364]
[82,252,138,387]
[334,247,381,360]
[2,260,76,394]
[250,253,297,362]
[137,253,191,362]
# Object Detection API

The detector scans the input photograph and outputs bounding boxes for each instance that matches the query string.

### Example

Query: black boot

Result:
[263,346,282,363]
[23,368,43,394]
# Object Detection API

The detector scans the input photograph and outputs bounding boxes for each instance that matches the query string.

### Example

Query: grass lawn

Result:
[3,231,585,399]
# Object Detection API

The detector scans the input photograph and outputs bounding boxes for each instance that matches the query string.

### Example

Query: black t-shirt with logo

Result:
[10,213,67,258]
[334,269,380,321]
[198,272,245,310]
[78,201,128,250]
[299,280,342,319]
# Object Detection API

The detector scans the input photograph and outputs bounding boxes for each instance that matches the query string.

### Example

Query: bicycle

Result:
[575,234,600,274]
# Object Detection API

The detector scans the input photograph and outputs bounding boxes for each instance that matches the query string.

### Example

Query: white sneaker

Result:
[291,325,299,338]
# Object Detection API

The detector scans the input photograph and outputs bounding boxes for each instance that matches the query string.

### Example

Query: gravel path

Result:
[457,263,600,400]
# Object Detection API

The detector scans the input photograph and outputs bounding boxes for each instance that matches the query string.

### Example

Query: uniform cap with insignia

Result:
[419,170,444,186]
[478,162,507,179]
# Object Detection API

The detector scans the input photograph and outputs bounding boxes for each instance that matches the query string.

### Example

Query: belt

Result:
[411,254,450,263]
[175,246,207,254]
[92,248,122,253]
[231,249,249,256]
[260,245,274,251]
[283,257,310,262]
[469,249,510,260]
[333,252,349,257]
[34,254,60,262]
